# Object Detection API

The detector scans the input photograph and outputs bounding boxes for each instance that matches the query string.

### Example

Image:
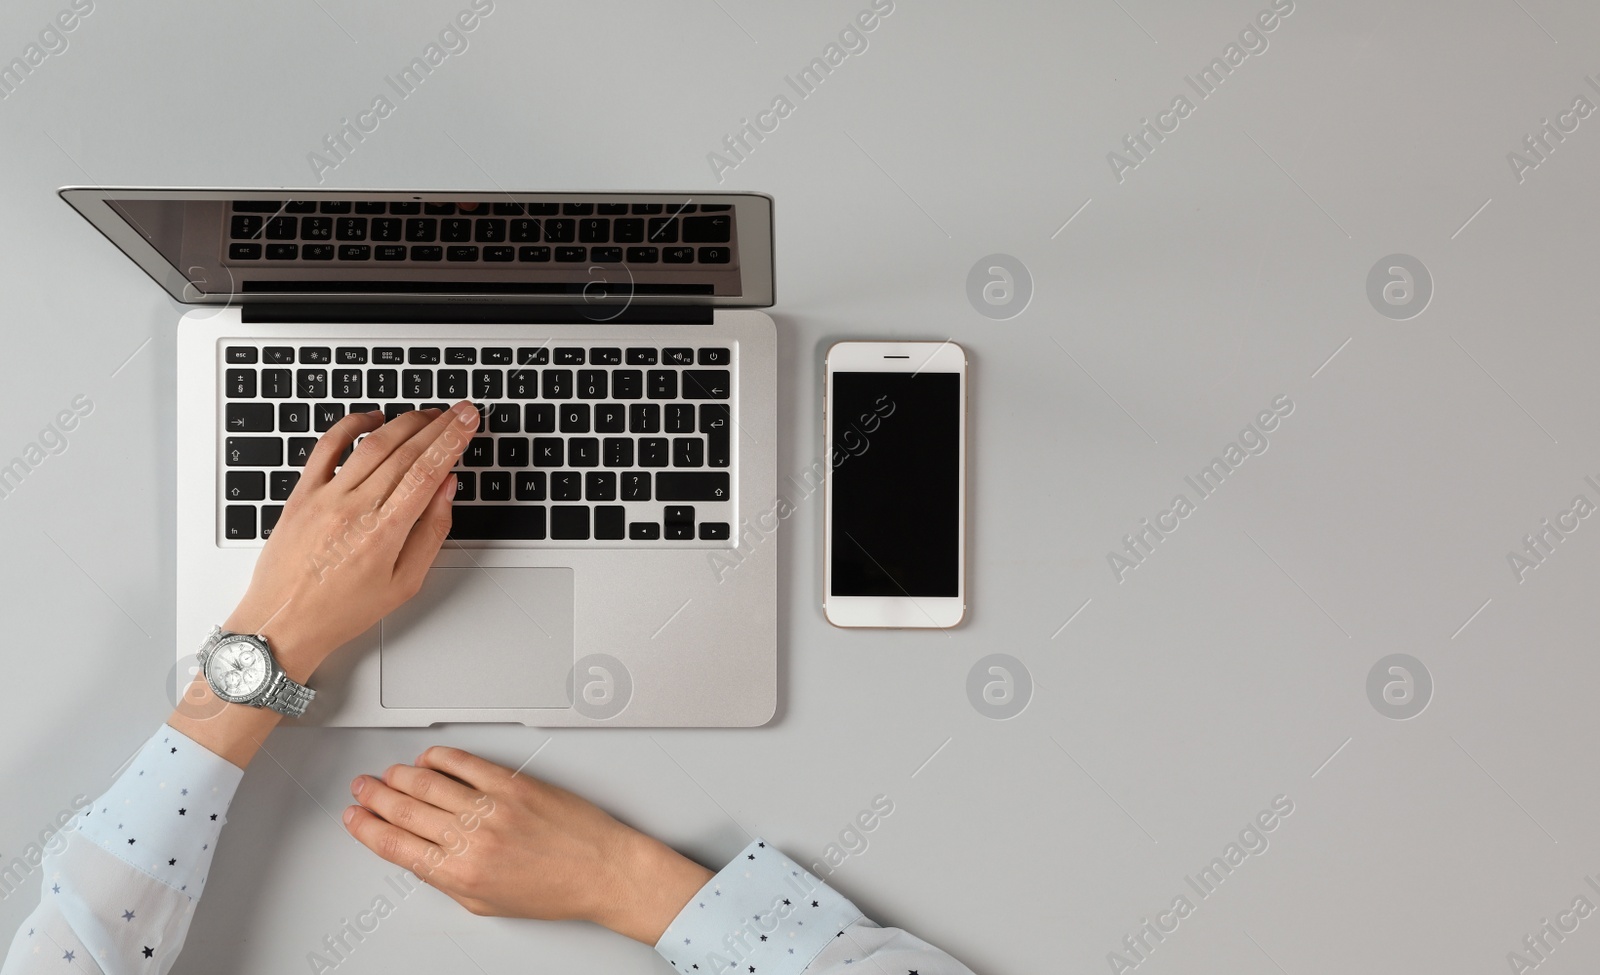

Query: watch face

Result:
[206,638,271,700]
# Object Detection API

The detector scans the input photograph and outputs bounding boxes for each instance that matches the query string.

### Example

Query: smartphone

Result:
[824,341,967,628]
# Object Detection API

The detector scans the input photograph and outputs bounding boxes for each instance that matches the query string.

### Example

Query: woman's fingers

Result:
[415,745,522,794]
[350,774,463,848]
[299,410,384,486]
[343,804,445,875]
[334,409,442,487]
[378,761,485,816]
[362,401,478,512]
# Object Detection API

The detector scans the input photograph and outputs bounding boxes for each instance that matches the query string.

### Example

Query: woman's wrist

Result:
[593,832,715,945]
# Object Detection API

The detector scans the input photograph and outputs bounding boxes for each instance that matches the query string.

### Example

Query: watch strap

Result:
[261,672,316,718]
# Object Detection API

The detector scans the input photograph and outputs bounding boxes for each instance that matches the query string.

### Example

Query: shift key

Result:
[225,437,283,467]
[655,471,730,501]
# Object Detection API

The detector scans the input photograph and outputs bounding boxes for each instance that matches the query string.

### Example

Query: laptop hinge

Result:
[241,302,713,326]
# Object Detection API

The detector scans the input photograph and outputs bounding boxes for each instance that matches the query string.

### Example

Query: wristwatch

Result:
[196,626,316,717]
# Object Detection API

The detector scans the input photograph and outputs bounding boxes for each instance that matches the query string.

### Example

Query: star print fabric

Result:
[654,839,975,975]
[1,724,243,975]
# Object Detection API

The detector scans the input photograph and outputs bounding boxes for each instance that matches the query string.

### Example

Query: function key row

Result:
[226,346,729,366]
[232,200,732,216]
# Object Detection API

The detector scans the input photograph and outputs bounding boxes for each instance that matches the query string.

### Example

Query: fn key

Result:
[224,505,256,540]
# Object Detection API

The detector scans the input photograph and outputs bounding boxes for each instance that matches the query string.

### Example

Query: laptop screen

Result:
[60,190,774,307]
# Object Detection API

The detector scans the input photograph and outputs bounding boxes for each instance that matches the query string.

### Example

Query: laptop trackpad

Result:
[380,567,575,709]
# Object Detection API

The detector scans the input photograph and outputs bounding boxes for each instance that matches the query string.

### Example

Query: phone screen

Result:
[830,371,961,597]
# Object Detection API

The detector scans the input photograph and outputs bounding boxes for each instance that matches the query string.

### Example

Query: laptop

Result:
[61,188,777,727]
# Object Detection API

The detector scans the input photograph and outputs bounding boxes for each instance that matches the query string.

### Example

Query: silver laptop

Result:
[61,188,777,727]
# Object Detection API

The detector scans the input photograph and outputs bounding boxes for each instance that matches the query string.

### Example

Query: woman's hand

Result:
[223,401,479,681]
[344,747,715,944]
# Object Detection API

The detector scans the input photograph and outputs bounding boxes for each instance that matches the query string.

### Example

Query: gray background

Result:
[2,0,1599,972]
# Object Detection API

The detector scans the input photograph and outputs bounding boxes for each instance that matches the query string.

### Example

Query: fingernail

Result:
[368,410,384,419]
[351,776,364,797]
[343,806,356,826]
[455,402,477,424]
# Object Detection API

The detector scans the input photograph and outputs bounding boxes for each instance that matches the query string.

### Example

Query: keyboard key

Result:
[488,404,520,432]
[375,245,407,261]
[229,243,262,260]
[550,506,589,540]
[279,403,310,432]
[408,347,441,365]
[665,523,694,540]
[269,471,300,500]
[552,472,581,501]
[518,246,551,262]
[639,438,669,467]
[438,370,468,399]
[577,370,607,399]
[666,404,695,434]
[555,246,586,262]
[338,245,371,260]
[356,201,387,214]
[663,247,694,263]
[424,203,456,215]
[336,347,368,364]
[625,348,658,365]
[225,471,265,501]
[626,247,658,263]
[683,215,731,242]
[559,404,591,433]
[622,471,650,501]
[453,472,475,501]
[485,246,514,262]
[373,347,405,364]
[698,246,731,264]
[319,201,352,213]
[262,369,293,398]
[515,471,546,500]
[664,505,695,524]
[631,203,664,214]
[333,369,363,398]
[297,369,328,398]
[683,370,730,399]
[286,438,317,467]
[700,404,730,467]
[647,370,677,399]
[475,220,508,241]
[483,347,513,365]
[283,201,317,213]
[302,217,333,240]
[700,204,733,211]
[597,203,630,215]
[389,202,421,215]
[225,403,273,432]
[579,219,609,243]
[480,471,511,501]
[699,522,731,540]
[405,218,438,242]
[698,348,730,365]
[604,438,634,467]
[510,218,540,242]
[303,244,334,261]
[367,369,397,398]
[497,436,529,467]
[265,217,297,240]
[447,246,479,262]
[672,438,704,467]
[519,347,551,365]
[372,218,402,242]
[336,218,367,240]
[225,505,256,540]
[568,437,600,467]
[533,437,563,467]
[629,522,660,539]
[493,202,526,215]
[614,219,644,243]
[647,218,679,243]
[508,370,539,399]
[225,369,257,398]
[225,347,257,365]
[667,203,698,214]
[472,369,503,399]
[657,473,730,501]
[442,219,472,243]
[544,219,575,242]
[383,403,415,421]
[612,370,643,399]
[403,369,433,399]
[264,347,296,364]
[314,403,346,431]
[230,215,264,239]
[261,505,285,538]
[594,404,626,433]
[543,369,572,399]
[448,505,547,540]
[412,245,443,261]
[591,247,622,263]
[525,404,556,433]
[594,505,625,539]
[463,437,495,467]
[663,348,694,365]
[629,403,660,433]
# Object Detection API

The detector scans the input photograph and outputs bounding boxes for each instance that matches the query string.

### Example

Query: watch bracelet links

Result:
[263,673,316,717]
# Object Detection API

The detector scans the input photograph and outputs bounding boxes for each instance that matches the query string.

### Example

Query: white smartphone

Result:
[824,341,967,628]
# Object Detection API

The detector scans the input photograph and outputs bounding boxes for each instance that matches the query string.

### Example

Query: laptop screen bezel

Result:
[57,187,775,308]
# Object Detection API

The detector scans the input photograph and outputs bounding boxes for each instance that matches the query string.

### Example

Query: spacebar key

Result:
[447,505,547,540]
[655,472,730,501]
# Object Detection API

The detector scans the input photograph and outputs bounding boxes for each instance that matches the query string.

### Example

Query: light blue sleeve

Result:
[655,839,977,975]
[1,724,244,975]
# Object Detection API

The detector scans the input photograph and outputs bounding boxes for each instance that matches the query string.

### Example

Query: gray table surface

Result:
[5,0,1600,971]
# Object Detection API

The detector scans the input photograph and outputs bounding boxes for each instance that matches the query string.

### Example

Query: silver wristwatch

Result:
[196,626,316,718]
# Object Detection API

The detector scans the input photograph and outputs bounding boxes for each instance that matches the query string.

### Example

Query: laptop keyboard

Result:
[220,342,735,544]
[224,201,734,267]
